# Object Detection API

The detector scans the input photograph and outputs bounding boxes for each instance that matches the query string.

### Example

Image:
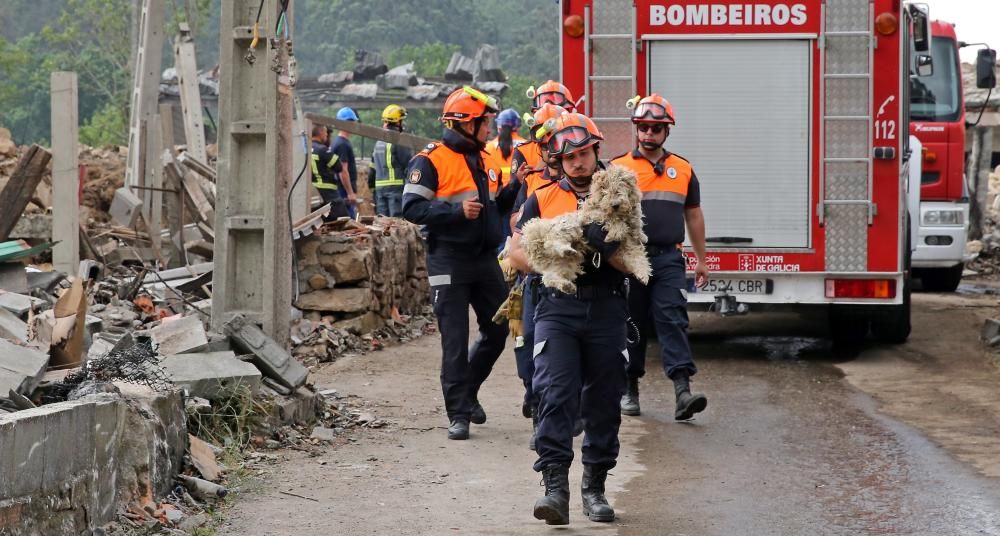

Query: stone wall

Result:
[294,219,429,330]
[0,387,185,535]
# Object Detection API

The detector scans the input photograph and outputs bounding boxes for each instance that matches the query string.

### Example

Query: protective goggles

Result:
[546,126,596,156]
[632,102,674,123]
[534,92,570,108]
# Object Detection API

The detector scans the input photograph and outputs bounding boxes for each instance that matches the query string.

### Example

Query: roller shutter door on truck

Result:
[649,39,811,249]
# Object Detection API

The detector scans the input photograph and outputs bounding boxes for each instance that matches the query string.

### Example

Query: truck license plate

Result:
[690,278,773,295]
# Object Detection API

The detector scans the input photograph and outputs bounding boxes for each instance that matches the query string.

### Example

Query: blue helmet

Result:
[496,108,521,129]
[336,107,359,121]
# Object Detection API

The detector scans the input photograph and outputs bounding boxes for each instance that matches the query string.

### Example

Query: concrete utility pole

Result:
[213,0,293,346]
[51,72,80,275]
[174,22,208,164]
[124,0,165,226]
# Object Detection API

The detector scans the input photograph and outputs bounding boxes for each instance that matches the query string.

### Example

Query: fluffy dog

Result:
[521,165,650,293]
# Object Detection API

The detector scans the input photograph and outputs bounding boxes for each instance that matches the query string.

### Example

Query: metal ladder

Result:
[820,1,875,272]
[584,0,636,158]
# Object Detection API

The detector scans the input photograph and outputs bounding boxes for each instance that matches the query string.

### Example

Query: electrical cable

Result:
[288,131,310,302]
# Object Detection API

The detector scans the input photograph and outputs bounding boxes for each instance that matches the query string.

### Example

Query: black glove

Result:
[583,223,621,257]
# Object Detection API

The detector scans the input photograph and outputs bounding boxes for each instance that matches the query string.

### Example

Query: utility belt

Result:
[544,283,625,301]
[647,243,683,257]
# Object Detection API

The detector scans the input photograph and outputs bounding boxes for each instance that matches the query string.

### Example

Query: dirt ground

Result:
[221,283,1000,535]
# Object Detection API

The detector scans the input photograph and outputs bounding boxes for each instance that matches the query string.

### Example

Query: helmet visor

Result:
[632,102,673,123]
[546,126,593,156]
[535,92,569,108]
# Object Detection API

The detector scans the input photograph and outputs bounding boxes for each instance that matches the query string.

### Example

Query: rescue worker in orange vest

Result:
[484,108,526,242]
[402,86,519,441]
[610,94,709,420]
[510,81,575,187]
[508,102,568,450]
[509,113,629,525]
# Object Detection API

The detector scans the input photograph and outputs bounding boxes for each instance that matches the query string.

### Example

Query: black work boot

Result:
[673,373,707,421]
[620,377,640,416]
[533,464,570,525]
[581,464,615,522]
[470,401,487,425]
[448,419,470,440]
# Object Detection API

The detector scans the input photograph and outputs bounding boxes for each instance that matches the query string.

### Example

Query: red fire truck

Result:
[909,21,993,292]
[560,0,935,343]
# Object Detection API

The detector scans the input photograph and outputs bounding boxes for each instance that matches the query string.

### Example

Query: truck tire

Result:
[870,274,911,344]
[919,264,964,292]
[829,307,869,350]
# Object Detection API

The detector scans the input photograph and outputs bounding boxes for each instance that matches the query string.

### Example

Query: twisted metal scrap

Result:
[56,338,172,396]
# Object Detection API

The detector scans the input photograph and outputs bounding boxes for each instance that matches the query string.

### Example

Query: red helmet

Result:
[524,103,568,143]
[528,80,575,111]
[545,113,604,157]
[441,86,499,123]
[628,94,676,124]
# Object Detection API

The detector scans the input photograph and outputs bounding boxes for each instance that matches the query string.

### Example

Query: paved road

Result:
[224,293,1000,535]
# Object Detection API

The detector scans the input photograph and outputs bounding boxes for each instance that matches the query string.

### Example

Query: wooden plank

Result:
[181,171,214,227]
[305,112,436,152]
[0,145,53,241]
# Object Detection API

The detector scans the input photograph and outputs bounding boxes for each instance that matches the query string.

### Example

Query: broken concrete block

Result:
[317,71,353,85]
[0,291,43,317]
[160,351,262,400]
[0,262,28,294]
[223,314,308,390]
[445,52,475,81]
[983,318,1000,347]
[110,187,143,227]
[151,315,208,355]
[0,338,49,396]
[332,311,384,335]
[352,49,387,80]
[473,44,505,83]
[0,307,28,343]
[310,426,336,442]
[295,288,373,313]
[318,245,369,283]
[377,62,418,89]
[26,270,66,293]
[340,83,378,99]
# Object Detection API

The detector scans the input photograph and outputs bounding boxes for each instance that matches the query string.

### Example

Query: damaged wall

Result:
[294,219,429,332]
[0,387,185,535]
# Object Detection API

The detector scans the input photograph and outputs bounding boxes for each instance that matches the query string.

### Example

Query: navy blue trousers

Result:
[513,273,539,409]
[626,248,697,380]
[428,252,509,422]
[532,291,628,471]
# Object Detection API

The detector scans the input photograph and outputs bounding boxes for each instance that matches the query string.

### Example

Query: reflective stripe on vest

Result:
[312,153,341,190]
[402,143,497,204]
[375,142,404,188]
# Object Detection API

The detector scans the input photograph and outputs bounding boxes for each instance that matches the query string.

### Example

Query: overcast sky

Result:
[921,0,999,62]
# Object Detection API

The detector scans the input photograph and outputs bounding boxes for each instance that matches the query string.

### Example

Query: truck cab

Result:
[909,20,972,292]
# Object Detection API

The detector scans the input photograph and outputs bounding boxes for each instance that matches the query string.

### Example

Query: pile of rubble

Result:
[967,164,1000,278]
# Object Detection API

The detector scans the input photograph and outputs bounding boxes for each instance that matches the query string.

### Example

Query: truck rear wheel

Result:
[919,264,964,292]
[870,274,911,344]
[829,307,869,350]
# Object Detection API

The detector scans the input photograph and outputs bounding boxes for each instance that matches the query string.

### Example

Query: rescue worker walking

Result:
[330,107,360,218]
[402,87,519,441]
[508,102,568,450]
[372,104,412,217]
[510,81,575,187]
[484,108,526,242]
[509,113,629,525]
[610,94,709,420]
[310,124,349,220]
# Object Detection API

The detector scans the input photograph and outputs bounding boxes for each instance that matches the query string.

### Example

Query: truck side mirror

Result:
[915,54,933,77]
[910,5,931,53]
[976,48,997,89]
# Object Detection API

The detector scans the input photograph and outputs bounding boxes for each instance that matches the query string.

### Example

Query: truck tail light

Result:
[825,279,897,299]
[875,13,898,36]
